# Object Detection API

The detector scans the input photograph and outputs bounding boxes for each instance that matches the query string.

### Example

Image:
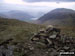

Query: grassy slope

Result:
[0,17,44,43]
[0,17,75,43]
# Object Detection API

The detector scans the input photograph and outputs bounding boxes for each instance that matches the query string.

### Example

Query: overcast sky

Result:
[0,0,75,19]
[0,0,74,9]
[24,0,75,2]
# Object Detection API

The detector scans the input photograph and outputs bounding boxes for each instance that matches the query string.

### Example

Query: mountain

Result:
[0,13,7,18]
[0,10,34,22]
[38,8,75,27]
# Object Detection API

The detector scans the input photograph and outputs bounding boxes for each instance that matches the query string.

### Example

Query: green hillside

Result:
[0,17,44,43]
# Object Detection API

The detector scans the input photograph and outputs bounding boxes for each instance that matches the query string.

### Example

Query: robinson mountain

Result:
[0,10,34,22]
[38,8,75,27]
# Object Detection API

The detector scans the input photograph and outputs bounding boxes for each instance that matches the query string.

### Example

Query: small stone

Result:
[30,47,34,50]
[46,51,48,54]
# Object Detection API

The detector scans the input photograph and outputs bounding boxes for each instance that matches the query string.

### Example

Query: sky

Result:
[23,0,75,2]
[1,0,75,7]
[0,0,75,19]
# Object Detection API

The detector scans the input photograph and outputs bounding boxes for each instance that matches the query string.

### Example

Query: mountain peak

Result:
[38,8,75,26]
[50,8,75,13]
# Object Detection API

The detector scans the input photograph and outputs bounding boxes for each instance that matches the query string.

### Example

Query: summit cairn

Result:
[31,25,61,47]
[31,25,75,56]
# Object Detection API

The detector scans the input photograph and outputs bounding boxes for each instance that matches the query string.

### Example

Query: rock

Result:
[0,45,14,56]
[30,47,34,50]
[63,46,70,50]
[49,35,56,39]
[31,26,75,56]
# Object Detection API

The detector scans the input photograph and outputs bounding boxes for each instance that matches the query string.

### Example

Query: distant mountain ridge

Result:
[0,10,34,22]
[38,8,75,27]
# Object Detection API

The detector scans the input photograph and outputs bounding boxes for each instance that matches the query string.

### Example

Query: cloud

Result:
[24,2,75,7]
[24,0,75,2]
[0,0,4,3]
[4,0,25,4]
[0,0,3,1]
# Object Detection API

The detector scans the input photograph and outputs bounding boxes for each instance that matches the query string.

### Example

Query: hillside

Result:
[0,10,34,22]
[0,17,46,56]
[38,8,75,27]
[0,17,44,42]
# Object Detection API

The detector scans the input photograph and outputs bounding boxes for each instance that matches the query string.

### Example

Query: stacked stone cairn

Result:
[31,25,75,56]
